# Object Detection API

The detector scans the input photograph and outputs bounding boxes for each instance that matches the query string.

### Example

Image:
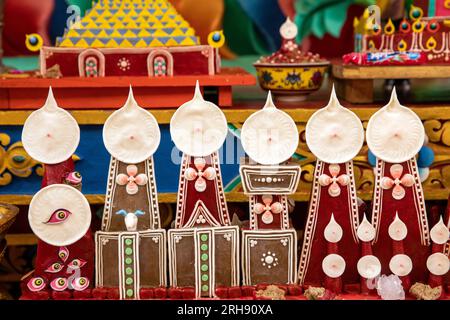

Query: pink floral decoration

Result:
[116,164,148,195]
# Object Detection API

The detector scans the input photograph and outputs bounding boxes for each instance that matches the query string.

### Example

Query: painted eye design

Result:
[65,171,82,185]
[45,262,63,273]
[25,33,43,52]
[27,277,46,292]
[71,277,89,291]
[50,277,68,291]
[44,209,72,224]
[67,258,87,270]
[58,246,69,262]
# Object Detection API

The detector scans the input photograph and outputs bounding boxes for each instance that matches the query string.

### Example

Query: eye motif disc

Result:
[29,184,91,247]
[27,277,46,292]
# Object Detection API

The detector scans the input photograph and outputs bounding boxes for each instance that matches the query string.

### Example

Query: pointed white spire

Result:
[325,84,342,112]
[386,86,399,111]
[43,86,58,111]
[430,216,450,244]
[357,213,376,242]
[123,85,138,110]
[263,91,277,110]
[193,80,204,100]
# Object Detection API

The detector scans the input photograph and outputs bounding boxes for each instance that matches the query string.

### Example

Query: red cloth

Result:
[21,158,95,298]
[371,160,430,284]
[3,0,53,56]
[300,162,360,288]
[175,154,229,228]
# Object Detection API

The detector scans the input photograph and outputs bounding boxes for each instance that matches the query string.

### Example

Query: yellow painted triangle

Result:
[135,39,148,48]
[127,20,138,28]
[124,30,137,37]
[120,39,133,47]
[66,29,80,37]
[106,39,118,48]
[59,38,73,47]
[128,10,138,17]
[171,29,185,36]
[153,29,168,36]
[83,30,95,37]
[75,38,89,48]
[136,16,147,23]
[91,38,106,48]
[86,21,98,28]
[185,28,196,36]
[180,37,197,46]
[150,38,163,47]
[110,30,122,37]
[114,21,125,28]
[97,30,108,37]
[90,9,100,17]
[139,21,150,28]
[138,29,151,37]
[165,38,179,46]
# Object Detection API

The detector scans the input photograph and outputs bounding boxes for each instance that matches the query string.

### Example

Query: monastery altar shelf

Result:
[16,84,449,300]
[0,0,255,109]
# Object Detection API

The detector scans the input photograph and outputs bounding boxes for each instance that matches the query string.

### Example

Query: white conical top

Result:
[280,17,298,40]
[170,81,228,157]
[388,212,408,241]
[366,87,425,163]
[240,91,299,165]
[430,217,450,245]
[324,213,343,243]
[103,86,160,164]
[357,214,376,242]
[22,87,80,164]
[305,86,364,164]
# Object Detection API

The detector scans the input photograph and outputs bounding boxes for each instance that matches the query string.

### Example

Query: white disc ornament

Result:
[22,87,80,164]
[29,184,91,246]
[170,81,227,157]
[389,254,413,276]
[426,252,449,276]
[241,92,299,165]
[322,253,346,278]
[357,255,382,279]
[306,87,364,164]
[366,88,425,163]
[103,86,160,164]
[324,214,343,243]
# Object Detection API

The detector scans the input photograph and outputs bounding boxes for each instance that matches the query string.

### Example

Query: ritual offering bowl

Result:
[0,203,19,261]
[254,18,330,102]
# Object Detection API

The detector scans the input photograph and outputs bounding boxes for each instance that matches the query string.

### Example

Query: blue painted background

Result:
[0,125,245,195]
